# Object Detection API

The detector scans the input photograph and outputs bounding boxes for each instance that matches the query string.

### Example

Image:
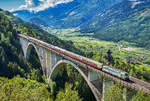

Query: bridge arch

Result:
[25,42,46,75]
[49,59,98,101]
[26,43,41,62]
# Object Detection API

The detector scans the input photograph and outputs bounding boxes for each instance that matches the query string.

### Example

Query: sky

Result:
[0,0,73,12]
[0,0,25,10]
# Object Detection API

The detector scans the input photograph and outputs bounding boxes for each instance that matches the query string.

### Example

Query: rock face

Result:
[12,0,123,28]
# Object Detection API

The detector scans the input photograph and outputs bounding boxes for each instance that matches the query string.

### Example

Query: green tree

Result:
[0,77,50,101]
[106,49,114,64]
[50,81,57,99]
[104,84,123,101]
[130,91,150,101]
[55,83,82,101]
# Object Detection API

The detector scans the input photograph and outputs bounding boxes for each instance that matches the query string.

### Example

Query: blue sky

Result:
[0,0,74,12]
[0,0,25,10]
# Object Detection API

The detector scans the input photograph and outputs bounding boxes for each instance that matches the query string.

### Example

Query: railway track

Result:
[129,76,150,90]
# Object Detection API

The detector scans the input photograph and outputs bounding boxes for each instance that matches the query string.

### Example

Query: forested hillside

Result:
[81,0,150,48]
[0,13,30,78]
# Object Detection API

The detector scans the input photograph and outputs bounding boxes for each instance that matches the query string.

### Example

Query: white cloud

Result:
[10,0,74,12]
[13,13,18,16]
[26,0,34,7]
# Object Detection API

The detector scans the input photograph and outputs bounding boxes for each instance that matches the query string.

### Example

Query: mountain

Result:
[80,0,150,48]
[12,0,123,28]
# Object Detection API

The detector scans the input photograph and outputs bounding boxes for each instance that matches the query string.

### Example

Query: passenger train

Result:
[19,34,129,80]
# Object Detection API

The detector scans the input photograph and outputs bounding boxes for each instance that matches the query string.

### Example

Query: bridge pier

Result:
[19,38,29,59]
[123,87,127,101]
[102,77,128,101]
[88,71,99,81]
[102,77,114,101]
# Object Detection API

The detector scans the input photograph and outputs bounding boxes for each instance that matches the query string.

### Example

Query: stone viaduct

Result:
[19,34,103,101]
[18,34,150,101]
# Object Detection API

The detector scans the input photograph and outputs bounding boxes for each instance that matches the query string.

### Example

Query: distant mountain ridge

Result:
[12,0,123,28]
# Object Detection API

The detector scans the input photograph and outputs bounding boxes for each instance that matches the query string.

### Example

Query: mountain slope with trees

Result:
[0,12,29,78]
[80,0,150,48]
